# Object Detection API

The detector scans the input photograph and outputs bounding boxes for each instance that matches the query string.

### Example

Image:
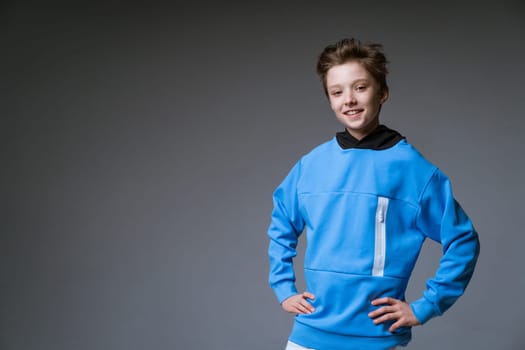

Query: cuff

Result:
[410,297,441,325]
[272,282,298,304]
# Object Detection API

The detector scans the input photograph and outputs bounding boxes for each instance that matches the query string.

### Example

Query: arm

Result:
[410,169,480,324]
[267,161,306,304]
[369,169,480,330]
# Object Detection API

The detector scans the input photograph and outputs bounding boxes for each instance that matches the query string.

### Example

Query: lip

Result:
[343,109,364,118]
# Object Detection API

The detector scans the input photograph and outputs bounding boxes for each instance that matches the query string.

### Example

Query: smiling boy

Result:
[325,60,387,139]
[267,38,480,350]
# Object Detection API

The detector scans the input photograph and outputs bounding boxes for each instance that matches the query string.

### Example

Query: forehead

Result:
[326,61,374,86]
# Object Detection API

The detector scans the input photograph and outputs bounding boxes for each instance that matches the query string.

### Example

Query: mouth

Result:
[343,109,363,117]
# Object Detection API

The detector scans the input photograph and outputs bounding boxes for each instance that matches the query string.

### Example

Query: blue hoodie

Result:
[268,128,479,349]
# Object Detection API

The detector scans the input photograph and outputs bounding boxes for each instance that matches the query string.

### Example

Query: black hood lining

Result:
[336,125,404,150]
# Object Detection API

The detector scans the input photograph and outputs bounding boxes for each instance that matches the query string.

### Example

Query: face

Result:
[326,61,388,140]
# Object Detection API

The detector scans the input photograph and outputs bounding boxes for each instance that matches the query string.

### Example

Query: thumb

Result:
[302,291,315,300]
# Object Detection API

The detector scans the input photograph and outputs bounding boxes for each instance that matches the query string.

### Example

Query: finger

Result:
[295,302,312,314]
[368,305,395,318]
[291,306,304,314]
[300,299,315,313]
[285,301,302,314]
[282,297,301,313]
[389,319,406,333]
[372,311,399,325]
[371,297,396,306]
[302,292,316,300]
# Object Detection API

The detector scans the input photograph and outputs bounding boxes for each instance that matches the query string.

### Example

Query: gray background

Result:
[3,1,525,349]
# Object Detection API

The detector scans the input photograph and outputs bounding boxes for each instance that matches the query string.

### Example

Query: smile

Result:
[344,109,363,116]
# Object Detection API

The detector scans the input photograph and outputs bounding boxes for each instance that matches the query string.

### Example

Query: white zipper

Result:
[372,196,389,277]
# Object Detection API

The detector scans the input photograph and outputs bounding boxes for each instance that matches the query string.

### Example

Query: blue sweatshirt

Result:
[267,128,480,349]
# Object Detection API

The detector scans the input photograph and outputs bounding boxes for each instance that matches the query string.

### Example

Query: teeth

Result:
[346,110,360,115]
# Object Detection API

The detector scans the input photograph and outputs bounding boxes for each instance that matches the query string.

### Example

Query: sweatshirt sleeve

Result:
[411,168,480,324]
[267,161,306,304]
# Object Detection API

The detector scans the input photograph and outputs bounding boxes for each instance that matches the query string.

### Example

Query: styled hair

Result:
[316,38,389,97]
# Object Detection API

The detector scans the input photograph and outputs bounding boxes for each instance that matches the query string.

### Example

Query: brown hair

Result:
[316,38,389,97]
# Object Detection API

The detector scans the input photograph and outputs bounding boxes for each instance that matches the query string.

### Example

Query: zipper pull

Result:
[378,208,385,223]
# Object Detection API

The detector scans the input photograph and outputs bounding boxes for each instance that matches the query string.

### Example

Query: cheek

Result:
[367,95,382,110]
[328,98,340,112]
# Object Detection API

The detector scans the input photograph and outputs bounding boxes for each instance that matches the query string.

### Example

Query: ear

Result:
[380,89,389,104]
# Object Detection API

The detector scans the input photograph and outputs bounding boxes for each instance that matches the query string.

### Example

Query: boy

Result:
[267,38,480,350]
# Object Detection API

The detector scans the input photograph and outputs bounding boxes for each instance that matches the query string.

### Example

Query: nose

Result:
[344,90,356,106]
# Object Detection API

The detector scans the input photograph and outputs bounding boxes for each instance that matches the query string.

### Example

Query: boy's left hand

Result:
[368,297,420,332]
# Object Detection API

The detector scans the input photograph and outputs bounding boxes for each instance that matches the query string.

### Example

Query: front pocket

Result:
[299,268,410,337]
[372,196,389,277]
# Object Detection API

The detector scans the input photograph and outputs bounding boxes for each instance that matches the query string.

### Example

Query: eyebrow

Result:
[327,79,370,90]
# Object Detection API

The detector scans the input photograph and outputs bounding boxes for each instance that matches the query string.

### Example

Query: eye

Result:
[330,91,342,97]
[355,85,367,91]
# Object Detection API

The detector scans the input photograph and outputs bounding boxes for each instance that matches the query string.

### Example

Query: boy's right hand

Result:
[281,292,316,314]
